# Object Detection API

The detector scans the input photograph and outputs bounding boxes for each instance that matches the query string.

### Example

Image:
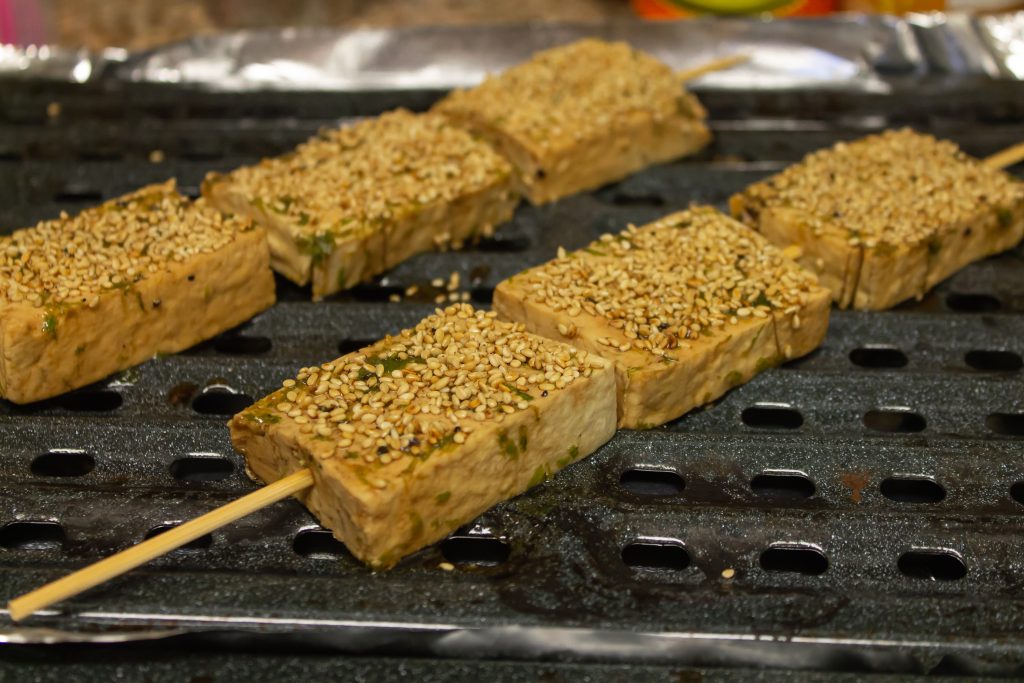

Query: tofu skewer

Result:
[203,110,518,300]
[0,180,276,403]
[8,304,617,620]
[730,129,1024,310]
[493,207,831,428]
[432,39,717,205]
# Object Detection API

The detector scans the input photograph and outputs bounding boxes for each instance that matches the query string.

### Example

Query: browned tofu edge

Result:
[0,227,275,404]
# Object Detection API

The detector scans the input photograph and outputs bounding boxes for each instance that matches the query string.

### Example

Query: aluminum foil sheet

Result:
[111,18,904,92]
[0,13,1022,91]
[0,44,124,82]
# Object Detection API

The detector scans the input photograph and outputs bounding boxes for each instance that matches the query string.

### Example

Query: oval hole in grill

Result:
[622,539,690,570]
[864,409,926,433]
[741,405,803,429]
[338,339,375,355]
[987,413,1024,436]
[472,235,530,252]
[144,523,212,550]
[760,545,828,575]
[880,477,945,503]
[169,455,234,482]
[192,390,253,416]
[849,346,908,369]
[293,529,349,559]
[0,521,65,550]
[54,188,103,202]
[898,550,966,581]
[751,472,815,501]
[441,536,510,566]
[965,350,1022,372]
[213,335,272,355]
[946,293,1001,313]
[57,389,122,412]
[471,287,494,305]
[619,468,684,496]
[31,450,95,477]
[1009,482,1024,505]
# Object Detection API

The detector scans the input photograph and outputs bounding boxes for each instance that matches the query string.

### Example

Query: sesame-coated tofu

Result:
[493,207,830,429]
[433,39,711,205]
[229,304,616,569]
[203,110,518,300]
[730,129,1024,310]
[0,180,275,404]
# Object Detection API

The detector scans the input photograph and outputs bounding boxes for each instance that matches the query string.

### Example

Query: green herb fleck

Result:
[497,429,519,459]
[996,207,1014,229]
[518,425,528,453]
[755,356,778,373]
[358,355,426,382]
[725,370,744,386]
[409,511,424,540]
[134,291,146,311]
[504,383,533,402]
[635,421,654,430]
[274,195,297,213]
[927,239,942,255]
[435,491,451,505]
[751,292,774,308]
[583,247,607,257]
[245,411,281,425]
[336,266,348,289]
[528,465,549,488]
[297,231,336,265]
[74,344,86,355]
[41,313,57,339]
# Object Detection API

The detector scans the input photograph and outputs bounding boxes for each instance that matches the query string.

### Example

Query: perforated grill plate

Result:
[0,79,1023,679]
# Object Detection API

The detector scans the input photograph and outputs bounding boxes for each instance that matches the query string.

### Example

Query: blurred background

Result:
[3,0,1021,50]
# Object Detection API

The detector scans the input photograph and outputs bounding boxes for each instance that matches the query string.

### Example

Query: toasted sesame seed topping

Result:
[0,181,254,309]
[435,39,704,152]
[209,110,512,252]
[506,207,823,359]
[242,304,598,468]
[738,128,1023,246]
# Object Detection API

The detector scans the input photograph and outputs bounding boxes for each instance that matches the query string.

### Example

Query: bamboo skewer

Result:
[984,141,1024,170]
[677,54,750,83]
[7,468,314,622]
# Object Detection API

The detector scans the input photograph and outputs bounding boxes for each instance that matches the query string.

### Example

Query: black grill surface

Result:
[1,80,1023,679]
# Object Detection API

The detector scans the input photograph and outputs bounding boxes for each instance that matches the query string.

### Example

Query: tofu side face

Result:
[203,110,517,299]
[493,207,830,428]
[433,39,710,205]
[0,184,275,404]
[732,129,1024,310]
[229,304,616,569]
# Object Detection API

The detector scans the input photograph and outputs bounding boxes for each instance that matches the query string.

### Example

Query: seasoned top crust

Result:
[739,128,1023,247]
[434,38,705,153]
[237,304,608,477]
[504,206,824,362]
[204,109,512,255]
[0,179,256,310]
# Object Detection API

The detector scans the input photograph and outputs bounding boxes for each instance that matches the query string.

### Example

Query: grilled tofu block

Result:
[0,180,275,404]
[203,110,518,300]
[433,38,711,205]
[229,304,616,569]
[730,129,1024,310]
[493,207,830,429]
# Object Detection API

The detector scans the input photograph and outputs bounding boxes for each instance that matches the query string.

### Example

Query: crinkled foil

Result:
[1,14,1022,91]
[977,11,1024,79]
[0,44,125,81]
